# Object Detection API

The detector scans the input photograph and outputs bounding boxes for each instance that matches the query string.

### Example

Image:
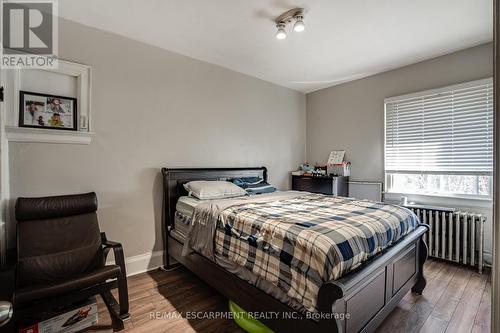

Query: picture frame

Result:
[327,150,345,165]
[19,91,77,131]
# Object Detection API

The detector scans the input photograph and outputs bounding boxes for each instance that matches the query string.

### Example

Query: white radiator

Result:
[408,205,485,273]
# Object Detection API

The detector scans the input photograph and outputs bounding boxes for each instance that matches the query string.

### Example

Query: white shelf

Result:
[5,126,93,145]
[3,59,93,145]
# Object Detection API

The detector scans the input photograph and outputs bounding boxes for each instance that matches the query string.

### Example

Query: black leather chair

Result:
[13,192,129,326]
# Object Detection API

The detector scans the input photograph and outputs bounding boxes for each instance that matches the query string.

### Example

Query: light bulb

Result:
[293,18,305,32]
[276,28,287,39]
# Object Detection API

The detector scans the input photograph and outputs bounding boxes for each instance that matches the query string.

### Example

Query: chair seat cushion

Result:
[14,265,121,307]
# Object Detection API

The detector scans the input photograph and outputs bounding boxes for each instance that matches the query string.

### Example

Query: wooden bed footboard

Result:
[166,225,428,333]
[316,225,428,333]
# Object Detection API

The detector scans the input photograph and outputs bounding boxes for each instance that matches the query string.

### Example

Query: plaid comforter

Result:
[212,193,418,312]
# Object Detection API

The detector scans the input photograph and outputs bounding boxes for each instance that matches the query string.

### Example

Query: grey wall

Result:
[306,43,493,181]
[7,21,492,263]
[8,19,306,257]
[306,43,494,261]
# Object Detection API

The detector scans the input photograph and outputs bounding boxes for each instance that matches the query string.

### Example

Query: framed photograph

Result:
[19,91,77,131]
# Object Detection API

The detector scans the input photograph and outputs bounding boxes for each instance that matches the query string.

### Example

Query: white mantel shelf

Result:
[5,126,94,145]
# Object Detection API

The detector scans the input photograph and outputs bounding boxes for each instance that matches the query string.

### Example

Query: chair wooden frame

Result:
[12,232,130,329]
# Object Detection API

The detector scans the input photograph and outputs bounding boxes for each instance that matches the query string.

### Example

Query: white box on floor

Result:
[19,297,98,333]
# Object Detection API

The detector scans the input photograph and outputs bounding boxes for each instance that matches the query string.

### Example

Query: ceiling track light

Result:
[293,14,305,32]
[275,22,287,39]
[274,8,305,40]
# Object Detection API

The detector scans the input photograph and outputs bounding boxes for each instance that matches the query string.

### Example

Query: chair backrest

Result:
[15,192,104,287]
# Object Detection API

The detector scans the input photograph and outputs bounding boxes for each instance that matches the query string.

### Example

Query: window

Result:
[384,78,493,199]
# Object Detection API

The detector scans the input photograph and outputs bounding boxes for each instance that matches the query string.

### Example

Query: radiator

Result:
[408,206,485,273]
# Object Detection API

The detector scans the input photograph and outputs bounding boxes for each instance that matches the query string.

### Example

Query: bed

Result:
[161,167,429,333]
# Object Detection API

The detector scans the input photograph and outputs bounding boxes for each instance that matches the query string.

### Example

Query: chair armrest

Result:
[100,232,130,317]
[101,232,127,277]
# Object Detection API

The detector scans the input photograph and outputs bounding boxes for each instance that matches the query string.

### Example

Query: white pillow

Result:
[183,181,247,200]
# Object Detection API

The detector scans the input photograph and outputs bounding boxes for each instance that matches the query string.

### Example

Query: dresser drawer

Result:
[292,177,333,194]
[291,175,348,196]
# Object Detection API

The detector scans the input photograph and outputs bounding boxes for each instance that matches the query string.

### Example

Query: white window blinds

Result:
[385,78,493,175]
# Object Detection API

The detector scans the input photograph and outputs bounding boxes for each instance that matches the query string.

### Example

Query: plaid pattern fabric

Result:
[213,193,418,312]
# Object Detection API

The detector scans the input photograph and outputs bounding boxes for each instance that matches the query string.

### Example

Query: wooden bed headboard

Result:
[160,167,267,230]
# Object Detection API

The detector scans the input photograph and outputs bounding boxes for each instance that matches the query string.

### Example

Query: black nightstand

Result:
[292,175,348,197]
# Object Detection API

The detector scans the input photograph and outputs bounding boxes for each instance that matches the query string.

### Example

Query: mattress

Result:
[176,196,202,217]
[171,197,199,242]
[175,192,288,218]
[184,191,419,313]
[172,201,308,314]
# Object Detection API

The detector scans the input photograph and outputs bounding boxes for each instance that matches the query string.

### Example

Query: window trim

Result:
[385,173,493,201]
[384,192,492,211]
[384,77,493,104]
[383,77,494,198]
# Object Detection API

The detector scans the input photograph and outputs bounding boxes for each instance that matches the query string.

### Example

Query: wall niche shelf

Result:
[5,126,94,145]
[3,59,93,144]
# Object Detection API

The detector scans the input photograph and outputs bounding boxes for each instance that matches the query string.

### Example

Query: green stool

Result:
[228,301,274,333]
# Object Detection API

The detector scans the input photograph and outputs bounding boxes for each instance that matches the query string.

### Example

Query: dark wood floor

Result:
[376,259,490,333]
[87,259,490,333]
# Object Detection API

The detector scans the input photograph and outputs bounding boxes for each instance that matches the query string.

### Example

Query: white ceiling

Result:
[59,0,493,93]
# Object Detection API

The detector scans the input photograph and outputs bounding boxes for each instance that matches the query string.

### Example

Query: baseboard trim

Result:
[107,250,164,277]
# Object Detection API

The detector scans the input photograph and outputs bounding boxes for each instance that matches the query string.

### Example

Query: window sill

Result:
[5,126,94,145]
[384,191,492,210]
